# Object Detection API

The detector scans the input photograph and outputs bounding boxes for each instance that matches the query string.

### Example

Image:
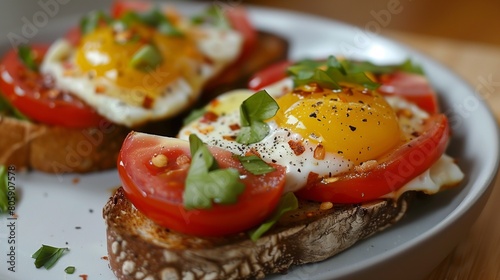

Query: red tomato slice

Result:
[295,114,450,203]
[378,71,439,114]
[118,132,286,236]
[248,60,292,90]
[111,0,151,18]
[0,45,105,128]
[64,26,81,46]
[224,6,257,62]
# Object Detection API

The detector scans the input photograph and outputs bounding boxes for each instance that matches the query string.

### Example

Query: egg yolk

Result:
[272,84,402,164]
[75,23,203,106]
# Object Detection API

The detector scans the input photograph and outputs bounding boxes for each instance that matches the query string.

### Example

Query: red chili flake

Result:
[288,140,306,156]
[313,144,325,160]
[229,123,240,131]
[142,96,153,109]
[95,85,106,94]
[304,172,321,190]
[201,111,218,123]
[79,274,88,280]
[101,256,109,260]
[72,177,80,184]
[222,135,237,141]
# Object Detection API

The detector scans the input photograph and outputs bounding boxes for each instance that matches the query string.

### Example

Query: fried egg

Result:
[41,14,242,127]
[179,79,464,195]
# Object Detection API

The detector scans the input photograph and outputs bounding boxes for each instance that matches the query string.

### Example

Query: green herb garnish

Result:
[64,266,76,274]
[191,5,230,29]
[0,166,9,213]
[236,90,279,144]
[288,56,380,90]
[342,58,424,75]
[118,8,184,36]
[183,107,207,125]
[183,134,245,210]
[249,192,298,241]
[129,44,163,72]
[236,155,275,175]
[32,245,68,269]
[0,94,29,120]
[80,10,111,35]
[17,45,38,72]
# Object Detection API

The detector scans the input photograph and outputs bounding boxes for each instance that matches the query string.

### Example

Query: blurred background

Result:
[245,0,500,47]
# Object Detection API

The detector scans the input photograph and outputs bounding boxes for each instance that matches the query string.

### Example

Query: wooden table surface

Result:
[385,31,500,280]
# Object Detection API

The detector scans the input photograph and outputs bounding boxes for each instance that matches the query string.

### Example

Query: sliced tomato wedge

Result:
[118,132,286,236]
[0,45,104,128]
[378,71,439,114]
[295,114,449,203]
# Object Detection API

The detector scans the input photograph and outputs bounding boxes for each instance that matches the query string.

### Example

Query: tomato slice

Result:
[295,114,449,203]
[224,6,257,62]
[378,71,439,114]
[111,0,151,18]
[248,60,292,90]
[0,45,105,128]
[118,132,286,236]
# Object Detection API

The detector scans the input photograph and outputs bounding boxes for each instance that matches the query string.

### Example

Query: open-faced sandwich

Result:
[103,56,464,279]
[0,1,287,173]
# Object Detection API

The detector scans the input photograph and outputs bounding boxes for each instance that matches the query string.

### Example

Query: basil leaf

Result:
[183,107,207,125]
[236,90,279,144]
[0,166,8,213]
[0,94,30,120]
[342,58,424,75]
[32,245,68,269]
[288,55,380,90]
[191,5,230,29]
[64,266,76,274]
[248,192,298,241]
[157,20,184,37]
[183,134,245,209]
[236,155,275,175]
[80,10,111,35]
[17,45,38,72]
[129,44,163,72]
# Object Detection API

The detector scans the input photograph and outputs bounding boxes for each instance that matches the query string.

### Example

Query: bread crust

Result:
[104,187,412,280]
[0,116,128,173]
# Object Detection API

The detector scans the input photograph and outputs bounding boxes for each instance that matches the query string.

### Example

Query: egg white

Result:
[40,27,242,127]
[179,87,464,195]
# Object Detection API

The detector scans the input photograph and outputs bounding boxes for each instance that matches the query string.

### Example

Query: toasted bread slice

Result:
[0,116,128,173]
[103,187,412,280]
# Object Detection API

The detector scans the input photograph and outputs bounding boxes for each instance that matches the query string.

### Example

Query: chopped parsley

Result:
[64,266,76,274]
[17,45,38,72]
[32,245,68,269]
[0,166,9,213]
[287,56,380,90]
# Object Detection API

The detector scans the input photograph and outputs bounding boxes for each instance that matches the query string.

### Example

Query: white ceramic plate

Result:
[0,1,498,280]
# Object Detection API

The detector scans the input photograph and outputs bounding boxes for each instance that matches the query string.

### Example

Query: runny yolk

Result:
[74,23,203,106]
[272,84,402,164]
